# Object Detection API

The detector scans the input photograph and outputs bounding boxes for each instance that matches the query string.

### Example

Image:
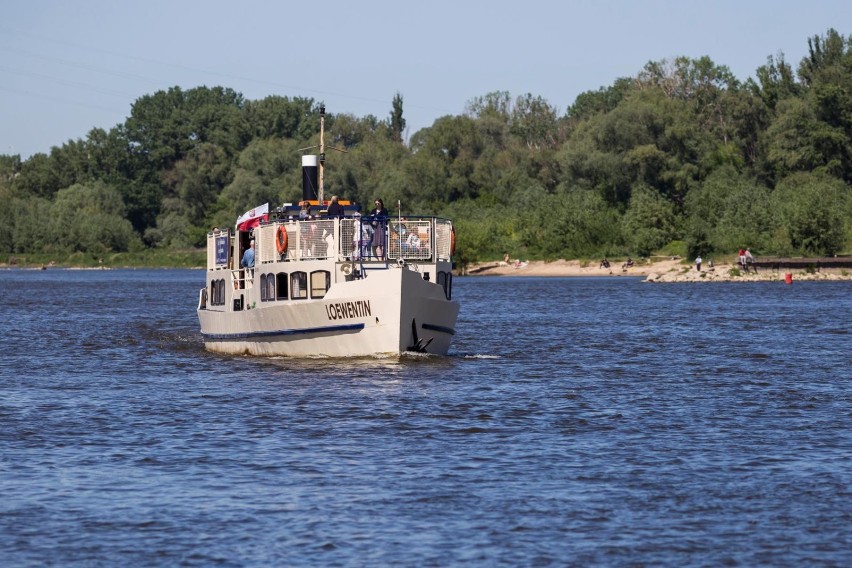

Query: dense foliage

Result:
[2,30,851,264]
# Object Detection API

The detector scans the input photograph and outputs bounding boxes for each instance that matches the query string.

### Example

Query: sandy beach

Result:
[462,258,852,282]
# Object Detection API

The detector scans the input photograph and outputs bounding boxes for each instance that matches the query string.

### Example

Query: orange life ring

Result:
[275,225,288,255]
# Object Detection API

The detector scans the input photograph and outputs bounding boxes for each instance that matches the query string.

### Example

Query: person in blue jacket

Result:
[241,240,255,269]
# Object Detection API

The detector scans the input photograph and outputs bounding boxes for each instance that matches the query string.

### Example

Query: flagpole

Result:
[318,105,325,206]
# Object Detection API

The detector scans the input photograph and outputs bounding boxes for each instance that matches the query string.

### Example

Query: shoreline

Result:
[3,259,849,282]
[461,258,852,282]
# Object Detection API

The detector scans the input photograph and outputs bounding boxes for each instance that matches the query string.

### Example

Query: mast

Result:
[318,104,325,205]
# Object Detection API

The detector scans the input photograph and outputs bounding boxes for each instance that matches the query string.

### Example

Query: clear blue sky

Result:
[2,0,848,158]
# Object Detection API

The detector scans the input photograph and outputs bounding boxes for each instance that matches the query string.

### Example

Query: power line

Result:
[0,25,454,115]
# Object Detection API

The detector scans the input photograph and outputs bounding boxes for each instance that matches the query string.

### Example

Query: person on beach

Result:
[745,248,756,273]
[738,248,746,269]
[695,254,702,271]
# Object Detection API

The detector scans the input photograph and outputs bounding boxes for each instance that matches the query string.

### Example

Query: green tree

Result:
[519,187,621,258]
[465,91,512,150]
[771,172,848,255]
[765,97,849,180]
[243,96,318,140]
[4,196,53,253]
[510,93,560,150]
[13,152,67,199]
[749,53,801,110]
[389,92,406,143]
[798,29,850,87]
[125,86,248,171]
[49,181,140,253]
[566,78,634,123]
[684,166,775,255]
[162,143,234,227]
[621,183,678,256]
[406,115,483,206]
[329,113,381,150]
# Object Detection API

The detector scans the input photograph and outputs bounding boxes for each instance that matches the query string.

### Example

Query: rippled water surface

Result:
[1,269,850,566]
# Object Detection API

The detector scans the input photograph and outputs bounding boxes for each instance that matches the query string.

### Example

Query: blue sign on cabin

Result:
[215,236,228,265]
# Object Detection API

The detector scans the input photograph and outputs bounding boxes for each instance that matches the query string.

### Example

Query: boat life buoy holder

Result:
[275,226,288,256]
[340,262,353,276]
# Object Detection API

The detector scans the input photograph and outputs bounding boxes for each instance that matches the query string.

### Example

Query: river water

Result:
[0,269,849,566]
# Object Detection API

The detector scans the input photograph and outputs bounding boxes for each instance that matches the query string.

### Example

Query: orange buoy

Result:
[784,273,793,284]
[275,225,288,256]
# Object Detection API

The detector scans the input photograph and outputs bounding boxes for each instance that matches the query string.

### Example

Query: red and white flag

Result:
[236,203,269,231]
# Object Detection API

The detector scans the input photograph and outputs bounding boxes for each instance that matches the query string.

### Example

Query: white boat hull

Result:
[198,264,459,357]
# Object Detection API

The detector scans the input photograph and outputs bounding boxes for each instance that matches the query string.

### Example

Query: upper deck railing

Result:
[205,216,453,271]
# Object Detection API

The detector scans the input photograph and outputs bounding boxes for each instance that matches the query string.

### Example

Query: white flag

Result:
[236,203,269,229]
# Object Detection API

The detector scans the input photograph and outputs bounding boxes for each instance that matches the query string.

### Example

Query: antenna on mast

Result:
[297,105,346,205]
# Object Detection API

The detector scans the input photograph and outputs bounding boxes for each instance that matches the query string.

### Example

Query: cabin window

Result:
[310,270,331,299]
[276,272,288,300]
[259,273,276,302]
[291,271,308,299]
[210,279,226,306]
[266,273,275,301]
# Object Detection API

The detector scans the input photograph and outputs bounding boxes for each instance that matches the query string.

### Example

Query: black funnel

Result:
[301,155,318,202]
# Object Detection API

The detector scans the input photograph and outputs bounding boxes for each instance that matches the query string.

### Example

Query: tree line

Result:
[1,29,850,264]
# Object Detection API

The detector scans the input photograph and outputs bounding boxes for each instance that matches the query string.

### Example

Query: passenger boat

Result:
[196,107,459,357]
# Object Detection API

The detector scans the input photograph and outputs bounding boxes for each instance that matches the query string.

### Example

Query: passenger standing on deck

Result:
[369,198,388,259]
[299,202,312,257]
[241,240,255,269]
[352,212,363,260]
[326,195,344,218]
